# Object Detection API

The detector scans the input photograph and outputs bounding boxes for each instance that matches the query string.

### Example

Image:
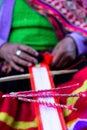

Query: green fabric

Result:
[8,0,59,50]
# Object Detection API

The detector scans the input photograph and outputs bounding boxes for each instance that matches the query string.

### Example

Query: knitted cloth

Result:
[8,0,58,50]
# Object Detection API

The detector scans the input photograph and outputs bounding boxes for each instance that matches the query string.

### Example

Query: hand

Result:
[51,37,77,68]
[0,43,39,72]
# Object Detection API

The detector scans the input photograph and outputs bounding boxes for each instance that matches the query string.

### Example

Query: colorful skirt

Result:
[0,57,87,130]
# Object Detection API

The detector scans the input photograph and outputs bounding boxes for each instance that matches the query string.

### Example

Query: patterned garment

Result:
[26,0,87,39]
[58,66,87,130]
[0,59,87,130]
[0,1,87,129]
[0,93,37,130]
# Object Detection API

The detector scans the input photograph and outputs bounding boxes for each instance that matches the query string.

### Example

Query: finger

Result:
[56,57,68,68]
[10,61,24,72]
[51,48,63,66]
[52,44,60,55]
[16,51,38,64]
[18,45,39,56]
[12,55,33,67]
[56,54,73,68]
[55,55,65,68]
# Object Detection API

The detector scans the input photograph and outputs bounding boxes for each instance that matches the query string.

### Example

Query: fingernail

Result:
[35,52,39,56]
[20,69,24,72]
[28,63,32,66]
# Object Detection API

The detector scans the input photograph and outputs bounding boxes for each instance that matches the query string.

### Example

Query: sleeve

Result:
[67,32,87,57]
[0,39,7,47]
[0,0,15,48]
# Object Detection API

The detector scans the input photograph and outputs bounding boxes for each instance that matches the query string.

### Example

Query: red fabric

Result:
[0,67,87,129]
[0,97,37,130]
[0,98,35,121]
[58,67,87,123]
[43,53,53,65]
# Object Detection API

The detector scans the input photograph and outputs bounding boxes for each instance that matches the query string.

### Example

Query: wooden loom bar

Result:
[0,69,78,82]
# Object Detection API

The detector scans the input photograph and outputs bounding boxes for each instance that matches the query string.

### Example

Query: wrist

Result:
[0,43,8,59]
[66,33,87,56]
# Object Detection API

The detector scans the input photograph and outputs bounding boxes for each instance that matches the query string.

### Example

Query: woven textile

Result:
[0,59,87,129]
[26,0,87,38]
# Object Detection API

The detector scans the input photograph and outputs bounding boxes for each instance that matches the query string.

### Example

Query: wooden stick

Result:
[0,69,78,82]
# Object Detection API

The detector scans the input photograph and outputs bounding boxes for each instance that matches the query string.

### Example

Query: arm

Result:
[0,1,39,72]
[67,32,87,57]
[0,39,7,47]
[0,43,39,72]
[51,32,87,68]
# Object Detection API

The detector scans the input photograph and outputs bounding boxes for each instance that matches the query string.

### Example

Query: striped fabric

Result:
[26,0,87,38]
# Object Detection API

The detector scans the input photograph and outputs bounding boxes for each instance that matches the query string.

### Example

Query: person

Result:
[0,0,87,129]
[0,0,87,73]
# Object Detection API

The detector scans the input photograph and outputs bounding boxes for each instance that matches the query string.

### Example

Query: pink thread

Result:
[2,83,79,97]
[78,92,87,97]
[68,105,77,111]
[18,97,77,111]
[3,91,81,98]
